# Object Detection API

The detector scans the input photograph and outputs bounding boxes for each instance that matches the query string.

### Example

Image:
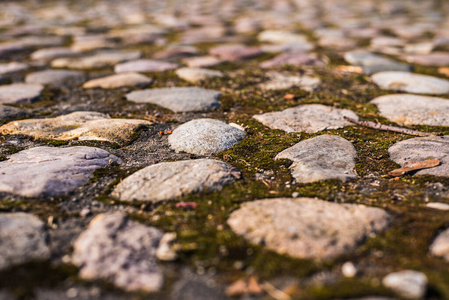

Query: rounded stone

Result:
[30,47,79,61]
[371,71,449,94]
[0,83,44,104]
[175,67,223,83]
[114,59,178,73]
[0,62,29,75]
[382,270,427,299]
[344,50,411,75]
[25,69,84,87]
[401,52,449,67]
[430,228,449,260]
[83,72,152,89]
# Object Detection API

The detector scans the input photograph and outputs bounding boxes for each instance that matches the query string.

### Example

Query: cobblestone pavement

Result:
[1,0,449,299]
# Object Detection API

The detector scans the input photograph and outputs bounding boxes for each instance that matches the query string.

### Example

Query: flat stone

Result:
[175,68,223,83]
[112,159,240,202]
[51,51,141,69]
[259,72,320,91]
[183,56,224,68]
[260,52,325,69]
[371,94,449,126]
[0,105,27,120]
[209,44,264,61]
[108,25,166,45]
[382,270,427,299]
[344,50,411,75]
[114,59,178,73]
[0,146,121,197]
[0,62,29,74]
[319,36,358,50]
[181,26,226,44]
[257,30,308,44]
[25,70,84,87]
[153,46,199,60]
[253,104,358,133]
[401,52,449,67]
[72,213,164,292]
[275,135,357,183]
[30,47,79,61]
[371,71,449,94]
[126,87,221,112]
[0,111,151,145]
[389,136,449,177]
[70,35,115,52]
[0,213,49,270]
[260,41,314,53]
[0,83,44,104]
[426,202,449,210]
[227,198,391,259]
[430,228,449,261]
[83,72,152,89]
[168,119,246,155]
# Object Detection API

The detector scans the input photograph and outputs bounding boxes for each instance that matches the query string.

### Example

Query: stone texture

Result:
[168,119,246,155]
[260,52,325,68]
[114,59,178,73]
[426,202,449,210]
[371,71,449,94]
[183,56,223,68]
[83,72,152,89]
[228,198,391,259]
[0,105,27,120]
[259,72,320,91]
[253,104,358,133]
[0,146,121,197]
[126,87,221,112]
[72,213,164,292]
[371,94,449,126]
[257,30,308,44]
[0,111,151,145]
[25,69,84,87]
[112,159,240,202]
[0,83,44,104]
[382,270,427,299]
[430,228,449,260]
[209,44,264,61]
[344,50,411,75]
[275,135,357,183]
[51,51,141,69]
[401,52,449,67]
[0,62,28,74]
[175,67,223,83]
[30,47,79,61]
[0,213,49,270]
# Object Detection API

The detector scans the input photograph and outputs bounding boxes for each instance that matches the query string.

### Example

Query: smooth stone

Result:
[51,51,141,69]
[115,59,178,73]
[389,136,449,177]
[111,159,240,202]
[30,47,79,61]
[0,36,64,56]
[259,72,320,91]
[83,72,152,89]
[0,213,49,270]
[371,71,449,94]
[0,146,121,197]
[0,62,29,74]
[260,52,325,69]
[371,94,449,126]
[168,119,246,155]
[0,42,28,56]
[175,68,223,83]
[183,56,224,68]
[153,46,199,60]
[430,228,449,260]
[260,41,314,53]
[0,111,151,145]
[382,270,427,299]
[253,104,358,133]
[108,25,166,45]
[0,105,27,120]
[257,30,308,44]
[426,202,449,210]
[401,52,449,67]
[0,83,44,104]
[319,36,358,50]
[275,135,357,183]
[71,35,115,52]
[344,50,411,75]
[25,70,84,87]
[126,87,221,112]
[72,213,164,292]
[181,26,226,44]
[227,198,391,259]
[209,44,264,61]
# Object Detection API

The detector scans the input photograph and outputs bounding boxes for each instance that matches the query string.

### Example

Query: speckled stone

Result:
[371,71,449,94]
[0,105,27,120]
[83,72,152,89]
[25,69,84,87]
[0,83,44,104]
[114,59,178,73]
[175,67,223,83]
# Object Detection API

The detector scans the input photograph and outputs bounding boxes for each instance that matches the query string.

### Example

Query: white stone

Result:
[0,83,44,104]
[83,72,152,89]
[175,68,223,83]
[372,71,449,94]
[25,70,84,87]
[382,270,427,299]
[430,228,449,261]
[426,202,449,210]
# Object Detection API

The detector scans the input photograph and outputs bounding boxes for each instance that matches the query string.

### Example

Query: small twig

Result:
[343,116,442,137]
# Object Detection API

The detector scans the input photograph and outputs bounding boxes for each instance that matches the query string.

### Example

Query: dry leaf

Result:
[389,159,440,177]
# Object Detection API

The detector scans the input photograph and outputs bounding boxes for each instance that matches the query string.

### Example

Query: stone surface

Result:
[183,56,223,68]
[426,202,449,210]
[51,51,141,69]
[430,228,449,260]
[0,83,44,104]
[126,87,221,112]
[0,213,49,270]
[112,159,240,202]
[371,94,449,126]
[401,52,449,67]
[259,72,320,91]
[260,52,325,68]
[0,111,151,145]
[83,72,152,89]
[168,119,246,155]
[72,213,164,292]
[344,50,411,75]
[175,67,223,83]
[30,47,79,61]
[0,105,27,120]
[257,30,308,44]
[371,71,449,94]
[114,59,178,73]
[0,62,28,74]
[209,44,264,61]
[25,69,84,87]
[382,270,427,299]
[275,135,357,183]
[0,146,121,197]
[228,198,390,259]
[253,104,358,133]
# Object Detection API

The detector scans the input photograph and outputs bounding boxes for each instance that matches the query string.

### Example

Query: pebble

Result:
[430,228,449,261]
[0,111,151,145]
[0,62,29,74]
[253,104,358,133]
[227,198,390,259]
[72,213,164,292]
[175,67,223,83]
[260,41,314,53]
[0,105,27,120]
[153,46,198,60]
[82,72,152,89]
[0,213,50,270]
[344,50,411,75]
[275,135,357,183]
[341,262,358,278]
[112,159,240,202]
[0,83,44,104]
[209,44,264,61]
[114,59,178,73]
[371,71,449,94]
[0,146,121,197]
[25,69,84,87]
[183,56,223,68]
[260,52,325,68]
[156,232,178,261]
[126,87,221,112]
[30,47,79,61]
[401,52,449,67]
[425,202,449,210]
[257,30,308,44]
[259,72,320,91]
[51,51,141,69]
[382,270,427,299]
[168,119,246,155]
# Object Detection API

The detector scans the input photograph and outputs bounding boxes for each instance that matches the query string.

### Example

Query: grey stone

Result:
[260,41,314,53]
[31,47,79,61]
[0,83,44,104]
[257,30,308,44]
[275,135,357,183]
[25,70,84,87]
[371,94,449,126]
[72,213,164,292]
[209,44,264,61]
[51,51,141,69]
[259,72,320,91]
[371,71,449,94]
[227,198,391,259]
[168,119,246,155]
[0,105,27,120]
[382,270,427,299]
[0,213,49,270]
[114,59,178,73]
[0,146,122,197]
[253,104,358,133]
[153,46,199,60]
[344,50,411,75]
[430,228,449,260]
[111,159,240,202]
[83,72,152,89]
[260,52,325,68]
[171,269,227,300]
[183,56,224,68]
[175,68,223,83]
[401,52,449,67]
[0,62,28,74]
[126,87,221,112]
